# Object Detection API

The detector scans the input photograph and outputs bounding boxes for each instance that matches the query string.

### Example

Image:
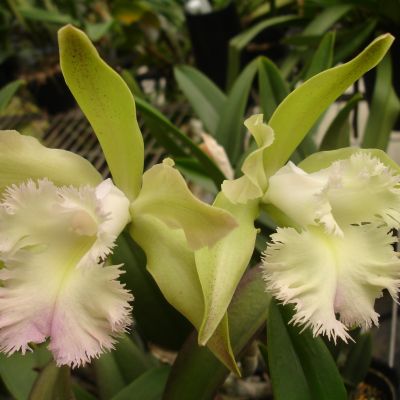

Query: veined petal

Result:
[316,152,400,228]
[0,130,101,194]
[262,225,400,342]
[222,114,274,204]
[0,179,132,366]
[263,162,341,235]
[131,159,237,251]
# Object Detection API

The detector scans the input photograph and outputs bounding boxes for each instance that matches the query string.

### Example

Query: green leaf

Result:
[163,269,271,400]
[0,130,102,194]
[85,20,114,42]
[320,93,362,150]
[227,15,300,89]
[216,59,258,164]
[112,366,170,400]
[59,25,144,200]
[174,66,226,135]
[333,20,377,64]
[264,34,394,176]
[298,147,400,175]
[268,302,347,400]
[112,232,192,350]
[94,334,156,399]
[341,331,372,387]
[362,53,400,150]
[113,335,156,383]
[0,352,38,400]
[281,5,352,78]
[29,363,73,400]
[303,5,352,36]
[304,31,335,80]
[94,352,125,400]
[195,193,258,345]
[258,57,289,121]
[0,80,24,112]
[19,6,78,25]
[134,97,225,188]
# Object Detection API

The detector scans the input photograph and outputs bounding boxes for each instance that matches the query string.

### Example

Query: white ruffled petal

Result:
[264,162,341,235]
[262,225,400,342]
[316,152,400,228]
[0,179,132,366]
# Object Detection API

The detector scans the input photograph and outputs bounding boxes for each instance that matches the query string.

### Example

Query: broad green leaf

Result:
[112,366,170,400]
[59,25,144,200]
[129,214,238,373]
[362,54,400,150]
[258,57,289,121]
[112,232,192,350]
[0,80,24,112]
[163,269,271,400]
[174,65,226,135]
[227,15,300,88]
[0,352,38,400]
[29,363,73,400]
[216,59,258,164]
[0,130,101,194]
[196,193,258,345]
[135,97,226,188]
[268,302,347,400]
[264,34,394,175]
[131,160,237,250]
[320,93,362,150]
[298,147,400,174]
[304,31,335,80]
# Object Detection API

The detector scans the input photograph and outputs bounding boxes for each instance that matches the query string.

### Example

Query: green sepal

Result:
[0,130,101,194]
[129,214,239,374]
[58,25,144,200]
[196,193,258,345]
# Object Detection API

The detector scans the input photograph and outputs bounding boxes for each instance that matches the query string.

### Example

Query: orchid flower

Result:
[222,113,400,342]
[262,152,400,342]
[0,26,237,368]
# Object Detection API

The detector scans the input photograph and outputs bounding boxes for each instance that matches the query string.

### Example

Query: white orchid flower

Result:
[262,152,400,342]
[0,25,238,368]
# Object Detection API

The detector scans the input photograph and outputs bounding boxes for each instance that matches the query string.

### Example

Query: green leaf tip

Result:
[58,24,144,200]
